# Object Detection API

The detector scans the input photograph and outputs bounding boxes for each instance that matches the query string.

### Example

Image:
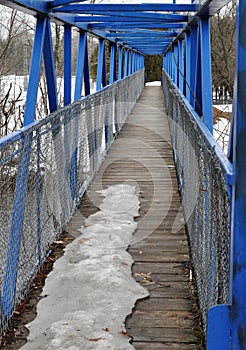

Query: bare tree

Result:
[211,0,236,100]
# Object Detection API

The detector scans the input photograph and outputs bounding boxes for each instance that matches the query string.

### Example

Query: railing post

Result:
[64,25,72,106]
[199,16,213,133]
[74,31,87,100]
[190,24,198,108]
[96,38,106,91]
[128,50,132,75]
[173,43,178,85]
[109,43,116,84]
[230,1,246,348]
[178,39,184,94]
[118,45,123,80]
[124,48,129,78]
[23,17,47,125]
[185,30,191,101]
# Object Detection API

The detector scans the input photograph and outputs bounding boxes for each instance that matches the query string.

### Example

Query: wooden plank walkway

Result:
[66,86,202,349]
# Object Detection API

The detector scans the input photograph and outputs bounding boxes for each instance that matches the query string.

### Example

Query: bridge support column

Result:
[74,32,90,100]
[124,49,129,78]
[109,43,117,84]
[96,39,107,91]
[64,25,72,105]
[199,16,213,133]
[118,46,123,80]
[178,39,184,94]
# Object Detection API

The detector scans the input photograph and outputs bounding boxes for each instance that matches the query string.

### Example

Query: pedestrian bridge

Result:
[0,1,245,349]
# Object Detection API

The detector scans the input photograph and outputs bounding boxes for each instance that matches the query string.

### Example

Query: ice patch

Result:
[20,184,148,350]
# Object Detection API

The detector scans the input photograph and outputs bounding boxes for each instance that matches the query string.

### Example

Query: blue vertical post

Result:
[195,24,202,116]
[185,30,191,102]
[178,39,184,94]
[43,20,58,112]
[23,17,47,125]
[84,34,90,96]
[173,43,178,85]
[64,25,72,106]
[118,45,123,80]
[96,39,106,91]
[74,31,86,100]
[109,43,116,84]
[124,49,128,78]
[199,16,213,133]
[190,24,198,108]
[128,50,132,75]
[230,1,246,348]
[132,52,136,73]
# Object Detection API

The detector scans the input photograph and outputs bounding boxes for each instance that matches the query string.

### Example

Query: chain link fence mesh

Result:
[0,70,144,332]
[162,70,230,335]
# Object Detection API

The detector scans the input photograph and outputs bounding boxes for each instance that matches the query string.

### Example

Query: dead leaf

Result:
[89,337,104,341]
[103,327,110,332]
[119,330,130,337]
[79,237,90,244]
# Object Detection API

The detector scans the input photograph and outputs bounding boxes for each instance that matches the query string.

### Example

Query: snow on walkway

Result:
[21,184,148,350]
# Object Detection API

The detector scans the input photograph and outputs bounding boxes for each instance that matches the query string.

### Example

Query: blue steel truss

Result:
[0,0,246,349]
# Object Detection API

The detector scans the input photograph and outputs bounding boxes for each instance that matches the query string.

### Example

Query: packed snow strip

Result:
[21,184,149,350]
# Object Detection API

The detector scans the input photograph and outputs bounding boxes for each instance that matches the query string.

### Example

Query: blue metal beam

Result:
[199,16,213,133]
[50,3,197,12]
[23,17,47,125]
[109,43,116,84]
[88,23,186,30]
[43,19,58,112]
[118,46,123,80]
[106,32,177,39]
[70,14,188,23]
[96,39,106,91]
[64,25,72,106]
[74,31,87,101]
[229,1,246,348]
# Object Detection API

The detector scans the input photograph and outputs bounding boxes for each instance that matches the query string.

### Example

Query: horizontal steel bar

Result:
[49,3,197,12]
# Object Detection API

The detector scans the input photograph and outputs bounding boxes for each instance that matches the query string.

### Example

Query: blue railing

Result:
[0,70,144,332]
[162,70,233,336]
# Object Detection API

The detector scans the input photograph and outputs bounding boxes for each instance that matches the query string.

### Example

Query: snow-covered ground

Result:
[213,104,232,153]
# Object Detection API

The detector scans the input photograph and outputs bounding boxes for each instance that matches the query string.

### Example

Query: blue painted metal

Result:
[23,17,47,125]
[43,19,58,112]
[128,51,132,76]
[199,16,213,133]
[64,25,72,106]
[190,25,198,108]
[96,39,106,91]
[124,49,129,78]
[178,39,184,94]
[109,43,116,85]
[74,14,188,23]
[50,3,196,12]
[74,31,87,100]
[194,24,202,117]
[185,31,191,102]
[118,46,123,80]
[83,35,90,96]
[229,2,246,349]
[207,305,231,350]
